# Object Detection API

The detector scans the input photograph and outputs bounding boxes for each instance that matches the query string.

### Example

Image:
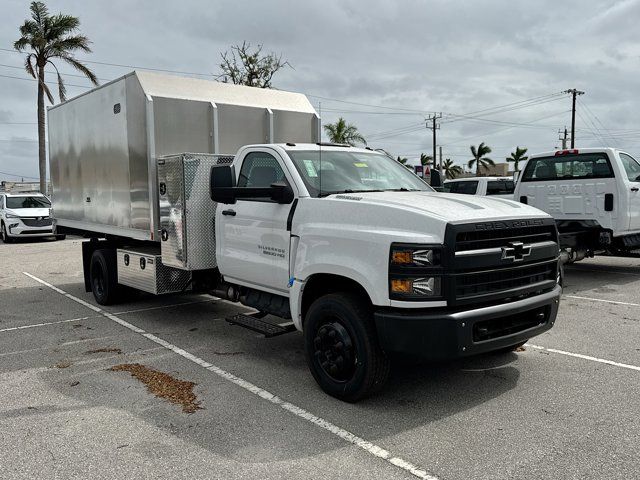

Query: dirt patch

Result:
[85,347,122,355]
[109,363,201,413]
[54,360,72,369]
[515,346,526,352]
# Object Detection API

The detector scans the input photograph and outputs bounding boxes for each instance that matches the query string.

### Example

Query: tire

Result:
[0,222,13,243]
[56,234,66,241]
[304,293,390,402]
[89,248,121,305]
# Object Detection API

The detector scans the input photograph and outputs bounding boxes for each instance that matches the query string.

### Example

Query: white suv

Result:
[0,192,63,243]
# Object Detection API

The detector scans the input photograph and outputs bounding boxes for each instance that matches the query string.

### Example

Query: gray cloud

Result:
[1,0,638,180]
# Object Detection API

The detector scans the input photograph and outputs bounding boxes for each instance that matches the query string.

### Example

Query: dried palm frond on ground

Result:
[109,363,201,413]
[85,348,122,355]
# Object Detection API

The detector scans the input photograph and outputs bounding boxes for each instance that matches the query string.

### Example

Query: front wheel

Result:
[304,293,390,402]
[0,223,13,243]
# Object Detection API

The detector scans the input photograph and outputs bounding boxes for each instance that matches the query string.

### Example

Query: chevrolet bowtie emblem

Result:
[501,241,532,262]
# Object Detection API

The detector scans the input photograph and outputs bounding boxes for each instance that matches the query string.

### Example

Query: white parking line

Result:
[565,294,640,307]
[0,316,90,333]
[22,271,437,480]
[113,299,216,315]
[526,344,640,372]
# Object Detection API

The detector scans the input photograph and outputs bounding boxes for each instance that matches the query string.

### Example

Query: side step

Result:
[226,313,296,338]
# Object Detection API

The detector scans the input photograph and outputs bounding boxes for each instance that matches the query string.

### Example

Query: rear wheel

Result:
[89,249,121,305]
[0,223,13,243]
[304,293,390,402]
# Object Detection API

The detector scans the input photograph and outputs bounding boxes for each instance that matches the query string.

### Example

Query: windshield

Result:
[6,196,51,209]
[287,150,432,197]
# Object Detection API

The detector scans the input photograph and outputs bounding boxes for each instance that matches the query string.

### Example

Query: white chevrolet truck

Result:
[514,148,640,262]
[49,71,561,400]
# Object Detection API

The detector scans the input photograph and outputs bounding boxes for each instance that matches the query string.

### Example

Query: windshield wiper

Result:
[318,189,386,198]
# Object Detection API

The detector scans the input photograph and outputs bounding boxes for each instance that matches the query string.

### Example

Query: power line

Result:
[0,170,39,180]
[0,73,92,89]
[0,62,111,82]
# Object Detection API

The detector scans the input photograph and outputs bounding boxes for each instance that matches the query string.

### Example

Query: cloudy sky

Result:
[1,0,639,182]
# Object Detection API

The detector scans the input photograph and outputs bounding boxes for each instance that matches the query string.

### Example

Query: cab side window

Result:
[238,152,287,188]
[487,181,515,195]
[619,153,640,182]
[455,181,478,195]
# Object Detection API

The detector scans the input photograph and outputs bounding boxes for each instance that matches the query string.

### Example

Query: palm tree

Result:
[323,117,366,146]
[419,153,433,168]
[507,146,528,173]
[442,158,463,179]
[395,156,413,170]
[14,2,98,193]
[468,142,495,176]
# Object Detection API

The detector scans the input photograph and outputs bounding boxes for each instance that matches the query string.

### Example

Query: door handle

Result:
[631,187,639,192]
[222,209,236,216]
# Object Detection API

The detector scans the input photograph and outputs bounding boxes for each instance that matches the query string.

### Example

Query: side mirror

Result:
[270,181,295,204]
[210,164,237,204]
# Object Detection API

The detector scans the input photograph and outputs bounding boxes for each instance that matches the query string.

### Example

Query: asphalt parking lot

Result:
[1,238,638,480]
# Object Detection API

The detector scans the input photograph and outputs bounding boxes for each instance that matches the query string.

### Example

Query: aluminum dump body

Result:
[48,71,320,241]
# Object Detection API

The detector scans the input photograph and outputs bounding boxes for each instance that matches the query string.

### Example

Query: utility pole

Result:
[426,113,442,169]
[439,146,443,176]
[564,89,584,148]
[558,127,569,149]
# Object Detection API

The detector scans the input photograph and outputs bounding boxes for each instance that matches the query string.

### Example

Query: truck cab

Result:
[443,176,515,199]
[211,143,562,400]
[514,148,640,261]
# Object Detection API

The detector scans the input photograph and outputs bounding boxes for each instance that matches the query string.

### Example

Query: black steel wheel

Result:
[89,249,120,305]
[304,293,390,402]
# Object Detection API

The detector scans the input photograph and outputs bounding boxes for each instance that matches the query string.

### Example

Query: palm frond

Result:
[24,54,37,79]
[57,54,98,85]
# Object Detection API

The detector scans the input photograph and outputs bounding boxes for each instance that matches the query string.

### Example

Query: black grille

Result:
[21,218,52,227]
[445,219,559,306]
[473,307,548,342]
[455,261,556,299]
[456,225,557,251]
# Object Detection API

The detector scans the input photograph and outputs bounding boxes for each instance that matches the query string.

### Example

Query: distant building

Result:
[477,162,510,177]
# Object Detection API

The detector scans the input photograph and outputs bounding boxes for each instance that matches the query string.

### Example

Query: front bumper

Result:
[374,285,561,360]
[7,219,54,237]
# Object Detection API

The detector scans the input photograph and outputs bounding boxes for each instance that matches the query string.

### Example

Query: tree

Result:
[323,117,366,146]
[442,158,463,179]
[419,153,433,168]
[395,156,413,170]
[218,41,290,89]
[507,146,528,172]
[14,1,98,193]
[468,142,495,176]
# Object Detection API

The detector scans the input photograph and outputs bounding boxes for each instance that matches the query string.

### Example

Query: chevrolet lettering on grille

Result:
[501,241,532,262]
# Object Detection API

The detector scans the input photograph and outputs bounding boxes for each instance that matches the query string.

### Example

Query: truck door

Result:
[618,152,640,231]
[217,150,295,294]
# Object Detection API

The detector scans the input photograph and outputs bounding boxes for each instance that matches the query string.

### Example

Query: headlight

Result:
[5,212,19,219]
[389,243,444,300]
[390,244,441,267]
[390,276,442,298]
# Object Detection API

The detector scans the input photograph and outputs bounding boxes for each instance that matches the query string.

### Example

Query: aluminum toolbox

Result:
[117,248,191,295]
[158,153,233,270]
[48,71,320,241]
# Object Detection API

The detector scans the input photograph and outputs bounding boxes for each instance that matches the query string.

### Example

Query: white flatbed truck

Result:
[49,72,562,400]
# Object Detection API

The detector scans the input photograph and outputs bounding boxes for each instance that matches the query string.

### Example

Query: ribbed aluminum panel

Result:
[158,154,234,270]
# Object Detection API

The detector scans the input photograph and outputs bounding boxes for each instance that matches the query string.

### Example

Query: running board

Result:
[226,313,296,338]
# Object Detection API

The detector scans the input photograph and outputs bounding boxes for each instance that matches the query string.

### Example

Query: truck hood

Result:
[7,208,51,218]
[329,191,548,223]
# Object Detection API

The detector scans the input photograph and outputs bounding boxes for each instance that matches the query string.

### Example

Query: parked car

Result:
[514,148,640,262]
[443,176,515,199]
[0,192,63,243]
